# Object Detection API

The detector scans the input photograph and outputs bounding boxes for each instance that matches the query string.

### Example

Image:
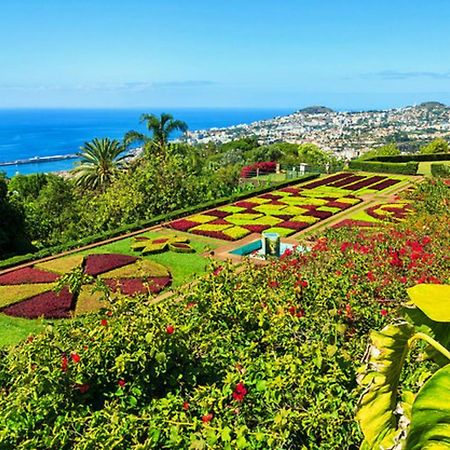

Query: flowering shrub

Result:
[240,161,277,178]
[0,186,448,447]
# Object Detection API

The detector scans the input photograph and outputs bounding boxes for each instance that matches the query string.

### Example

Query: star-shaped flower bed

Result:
[131,235,195,255]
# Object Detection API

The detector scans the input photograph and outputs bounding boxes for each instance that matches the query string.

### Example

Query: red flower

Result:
[106,311,113,317]
[268,280,279,289]
[101,319,108,326]
[399,276,407,284]
[381,309,388,317]
[118,379,126,388]
[340,242,351,252]
[76,383,90,394]
[421,236,431,246]
[202,413,213,423]
[186,302,196,309]
[335,270,342,276]
[366,271,376,282]
[166,325,175,335]
[183,401,190,410]
[213,266,224,276]
[71,352,80,364]
[232,382,248,402]
[61,355,68,372]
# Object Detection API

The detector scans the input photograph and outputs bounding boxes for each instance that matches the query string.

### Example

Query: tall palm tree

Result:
[72,138,125,191]
[124,113,188,156]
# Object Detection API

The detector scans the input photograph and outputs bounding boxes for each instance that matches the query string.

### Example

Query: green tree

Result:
[297,143,336,168]
[124,113,188,157]
[72,138,126,191]
[360,143,401,160]
[420,138,449,154]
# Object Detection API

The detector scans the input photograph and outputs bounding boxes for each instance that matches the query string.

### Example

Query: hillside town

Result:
[185,102,450,159]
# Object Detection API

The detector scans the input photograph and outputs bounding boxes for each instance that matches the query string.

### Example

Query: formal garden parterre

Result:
[167,172,408,240]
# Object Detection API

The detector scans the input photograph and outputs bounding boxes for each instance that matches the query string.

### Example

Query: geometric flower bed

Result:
[131,235,195,255]
[166,172,403,241]
[0,254,171,319]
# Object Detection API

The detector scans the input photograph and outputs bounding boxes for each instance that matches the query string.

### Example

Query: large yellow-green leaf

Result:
[407,284,450,322]
[405,364,450,450]
[356,322,415,448]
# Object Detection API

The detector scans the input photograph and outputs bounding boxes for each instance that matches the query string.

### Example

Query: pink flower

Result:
[232,382,248,402]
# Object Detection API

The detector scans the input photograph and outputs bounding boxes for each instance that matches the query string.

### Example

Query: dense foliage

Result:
[0,180,448,449]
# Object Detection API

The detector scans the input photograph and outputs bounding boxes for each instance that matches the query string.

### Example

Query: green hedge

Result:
[431,163,450,178]
[366,152,450,163]
[348,160,419,175]
[0,173,320,270]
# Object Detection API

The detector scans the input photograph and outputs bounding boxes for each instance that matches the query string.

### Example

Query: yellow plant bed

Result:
[0,283,54,308]
[35,254,84,274]
[187,214,217,224]
[99,260,170,279]
[74,287,108,316]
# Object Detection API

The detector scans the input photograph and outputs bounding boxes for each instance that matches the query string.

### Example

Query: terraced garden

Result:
[167,172,408,239]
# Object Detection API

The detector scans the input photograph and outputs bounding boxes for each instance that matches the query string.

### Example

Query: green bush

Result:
[366,152,450,163]
[348,160,419,175]
[430,163,450,178]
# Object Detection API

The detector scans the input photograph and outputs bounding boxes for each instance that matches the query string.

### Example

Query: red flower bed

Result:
[240,161,276,178]
[325,201,353,209]
[84,254,138,276]
[301,173,354,189]
[344,176,386,191]
[234,201,260,209]
[280,187,301,195]
[206,210,230,219]
[258,193,283,201]
[369,179,400,191]
[272,214,294,221]
[190,229,235,241]
[304,209,333,219]
[1,288,74,319]
[169,218,200,232]
[332,219,377,229]
[277,221,310,231]
[209,218,231,225]
[329,175,366,188]
[0,267,59,285]
[243,224,271,233]
[104,277,171,295]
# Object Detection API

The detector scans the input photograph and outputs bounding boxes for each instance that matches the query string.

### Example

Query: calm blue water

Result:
[0,108,293,177]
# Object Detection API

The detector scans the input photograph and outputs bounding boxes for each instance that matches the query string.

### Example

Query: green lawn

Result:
[78,230,220,287]
[417,161,450,176]
[0,314,46,348]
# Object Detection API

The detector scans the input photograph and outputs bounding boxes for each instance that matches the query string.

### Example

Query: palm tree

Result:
[72,138,126,191]
[124,113,188,156]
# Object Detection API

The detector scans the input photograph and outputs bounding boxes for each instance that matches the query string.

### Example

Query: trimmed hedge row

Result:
[348,160,418,175]
[431,163,450,178]
[0,173,320,271]
[366,152,450,163]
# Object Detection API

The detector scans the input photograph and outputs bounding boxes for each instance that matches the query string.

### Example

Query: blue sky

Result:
[0,0,449,109]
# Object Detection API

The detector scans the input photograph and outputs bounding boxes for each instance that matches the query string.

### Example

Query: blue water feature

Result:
[230,240,309,258]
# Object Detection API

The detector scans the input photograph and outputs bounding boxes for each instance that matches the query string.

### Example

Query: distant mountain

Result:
[298,106,334,114]
[417,101,448,110]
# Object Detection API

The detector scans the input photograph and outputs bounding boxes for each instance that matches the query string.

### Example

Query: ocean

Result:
[0,108,293,177]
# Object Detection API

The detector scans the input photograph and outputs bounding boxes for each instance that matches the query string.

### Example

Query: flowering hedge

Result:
[240,161,277,178]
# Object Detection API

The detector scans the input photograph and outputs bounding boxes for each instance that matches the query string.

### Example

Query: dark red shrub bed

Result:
[301,172,353,189]
[369,179,400,191]
[234,201,259,209]
[84,254,137,276]
[190,229,234,241]
[272,214,294,221]
[329,175,366,188]
[206,210,230,219]
[304,209,333,219]
[1,288,73,319]
[243,224,270,233]
[258,193,283,201]
[280,187,301,195]
[169,218,200,232]
[325,201,353,209]
[344,176,386,191]
[209,219,230,225]
[277,221,309,231]
[0,267,59,285]
[332,219,377,228]
[105,277,171,296]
